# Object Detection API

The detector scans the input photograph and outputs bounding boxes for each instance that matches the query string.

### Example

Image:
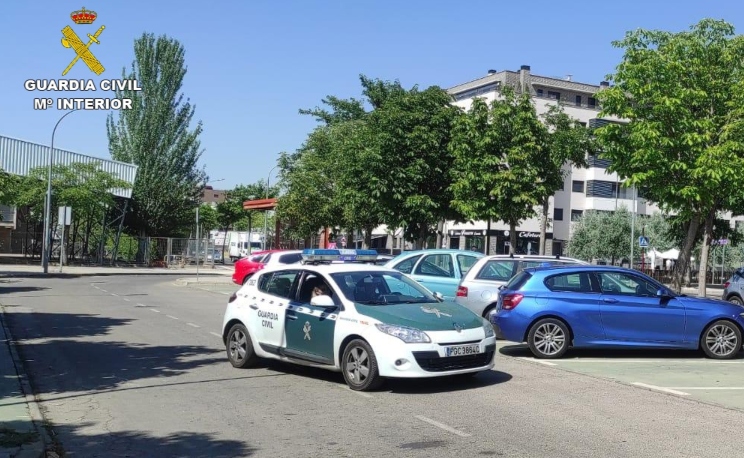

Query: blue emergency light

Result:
[301,249,379,264]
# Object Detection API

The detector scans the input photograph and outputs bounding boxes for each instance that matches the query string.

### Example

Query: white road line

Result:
[517,357,557,366]
[166,315,179,320]
[667,387,744,390]
[100,289,107,292]
[136,303,147,307]
[414,415,471,437]
[122,298,130,302]
[150,309,160,313]
[210,332,222,338]
[187,323,200,328]
[111,293,118,297]
[632,382,689,396]
[539,359,744,364]
[340,387,372,398]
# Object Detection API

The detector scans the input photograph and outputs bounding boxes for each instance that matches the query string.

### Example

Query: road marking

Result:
[339,386,372,398]
[538,359,744,364]
[414,415,471,437]
[210,332,222,338]
[150,309,160,313]
[187,323,200,328]
[100,289,107,292]
[136,303,147,307]
[166,315,179,320]
[517,357,556,366]
[667,387,744,390]
[122,298,130,302]
[632,382,689,396]
[111,293,118,297]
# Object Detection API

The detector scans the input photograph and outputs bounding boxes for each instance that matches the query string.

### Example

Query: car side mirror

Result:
[498,285,506,291]
[310,295,336,307]
[656,288,670,298]
[433,292,445,302]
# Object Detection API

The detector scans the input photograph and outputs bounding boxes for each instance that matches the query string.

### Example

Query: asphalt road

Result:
[2,275,744,458]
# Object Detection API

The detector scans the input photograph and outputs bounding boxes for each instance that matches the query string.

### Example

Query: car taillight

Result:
[456,286,468,297]
[501,293,523,310]
[724,281,730,289]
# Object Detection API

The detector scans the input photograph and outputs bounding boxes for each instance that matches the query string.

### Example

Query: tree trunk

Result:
[509,221,517,254]
[539,197,549,255]
[697,209,716,298]
[672,214,701,292]
[435,219,444,249]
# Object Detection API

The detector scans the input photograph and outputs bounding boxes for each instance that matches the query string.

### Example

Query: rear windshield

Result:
[278,253,303,264]
[505,270,532,291]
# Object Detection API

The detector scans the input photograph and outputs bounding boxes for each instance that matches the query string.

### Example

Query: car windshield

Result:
[328,271,437,305]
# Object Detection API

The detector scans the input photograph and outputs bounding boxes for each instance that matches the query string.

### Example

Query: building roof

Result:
[0,135,138,199]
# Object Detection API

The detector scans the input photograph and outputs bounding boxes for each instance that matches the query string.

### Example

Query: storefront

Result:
[447,229,557,255]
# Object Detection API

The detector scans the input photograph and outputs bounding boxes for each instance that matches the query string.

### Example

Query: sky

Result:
[1,1,742,191]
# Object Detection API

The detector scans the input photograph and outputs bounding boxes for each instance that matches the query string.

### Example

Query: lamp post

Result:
[43,109,78,273]
[263,165,279,250]
[630,184,637,269]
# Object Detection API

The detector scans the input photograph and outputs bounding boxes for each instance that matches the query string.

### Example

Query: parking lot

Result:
[500,342,744,411]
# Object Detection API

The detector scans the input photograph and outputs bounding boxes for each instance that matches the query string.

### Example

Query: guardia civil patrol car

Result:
[222,249,497,391]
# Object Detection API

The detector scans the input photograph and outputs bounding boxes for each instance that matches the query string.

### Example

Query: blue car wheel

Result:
[527,318,570,359]
[701,320,742,360]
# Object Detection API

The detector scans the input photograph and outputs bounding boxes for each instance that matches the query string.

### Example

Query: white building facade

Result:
[443,65,665,256]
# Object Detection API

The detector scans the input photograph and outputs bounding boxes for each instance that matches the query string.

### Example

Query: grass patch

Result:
[0,427,38,448]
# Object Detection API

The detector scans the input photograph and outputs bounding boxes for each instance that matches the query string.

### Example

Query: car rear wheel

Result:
[701,320,742,359]
[226,323,260,368]
[727,296,744,306]
[341,339,384,391]
[527,318,570,359]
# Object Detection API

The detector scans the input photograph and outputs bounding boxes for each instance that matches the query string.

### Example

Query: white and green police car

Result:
[222,249,496,391]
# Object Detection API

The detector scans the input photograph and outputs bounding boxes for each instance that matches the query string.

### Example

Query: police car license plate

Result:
[445,344,481,357]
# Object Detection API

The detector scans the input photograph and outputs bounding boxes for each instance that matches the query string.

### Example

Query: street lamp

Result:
[263,165,279,250]
[43,109,78,273]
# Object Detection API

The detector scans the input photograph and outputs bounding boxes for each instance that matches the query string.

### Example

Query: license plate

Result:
[444,344,481,357]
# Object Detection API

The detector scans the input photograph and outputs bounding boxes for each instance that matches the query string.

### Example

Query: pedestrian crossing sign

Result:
[638,236,649,248]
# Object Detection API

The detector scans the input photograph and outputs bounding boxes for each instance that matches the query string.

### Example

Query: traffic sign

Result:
[717,239,729,246]
[638,236,649,248]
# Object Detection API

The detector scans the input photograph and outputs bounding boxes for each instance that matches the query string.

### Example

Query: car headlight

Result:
[482,319,495,338]
[375,323,431,343]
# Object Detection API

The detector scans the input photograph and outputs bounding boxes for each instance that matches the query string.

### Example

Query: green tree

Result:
[107,32,207,237]
[594,19,744,295]
[568,208,631,264]
[537,106,592,254]
[196,203,219,235]
[450,87,546,253]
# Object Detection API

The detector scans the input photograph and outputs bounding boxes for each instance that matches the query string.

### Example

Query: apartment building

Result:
[200,186,227,208]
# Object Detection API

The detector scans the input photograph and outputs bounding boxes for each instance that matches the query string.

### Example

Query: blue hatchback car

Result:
[491,265,744,359]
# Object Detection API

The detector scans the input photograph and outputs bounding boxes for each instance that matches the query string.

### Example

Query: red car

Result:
[231,249,304,285]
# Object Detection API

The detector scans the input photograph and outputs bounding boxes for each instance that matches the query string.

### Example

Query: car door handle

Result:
[249,304,258,310]
[287,314,298,320]
[602,298,618,304]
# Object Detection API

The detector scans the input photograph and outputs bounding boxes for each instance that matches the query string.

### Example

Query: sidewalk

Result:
[0,264,233,279]
[0,306,48,458]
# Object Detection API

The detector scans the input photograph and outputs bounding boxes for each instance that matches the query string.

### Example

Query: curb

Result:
[0,306,51,458]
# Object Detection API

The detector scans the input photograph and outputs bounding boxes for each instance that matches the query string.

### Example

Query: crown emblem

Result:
[71,7,97,25]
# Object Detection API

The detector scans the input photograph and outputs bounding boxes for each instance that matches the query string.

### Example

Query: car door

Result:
[595,270,686,343]
[252,269,300,352]
[391,254,422,274]
[283,270,338,365]
[411,253,458,299]
[542,271,604,341]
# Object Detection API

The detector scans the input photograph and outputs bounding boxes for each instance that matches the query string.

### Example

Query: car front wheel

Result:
[342,339,384,391]
[701,320,742,359]
[727,296,744,306]
[527,318,570,359]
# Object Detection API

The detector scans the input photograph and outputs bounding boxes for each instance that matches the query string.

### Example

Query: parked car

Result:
[492,264,744,360]
[231,250,304,285]
[385,249,485,301]
[207,249,223,263]
[456,254,586,317]
[722,268,744,305]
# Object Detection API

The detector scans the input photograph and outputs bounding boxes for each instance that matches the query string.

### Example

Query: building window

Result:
[547,91,561,100]
[553,208,564,221]
[572,180,584,193]
[536,89,544,97]
[571,210,583,221]
[588,97,597,108]
[575,95,582,106]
